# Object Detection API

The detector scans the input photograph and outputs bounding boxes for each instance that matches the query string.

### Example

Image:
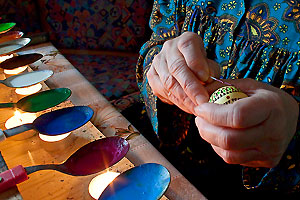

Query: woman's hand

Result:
[147,32,220,114]
[195,78,299,168]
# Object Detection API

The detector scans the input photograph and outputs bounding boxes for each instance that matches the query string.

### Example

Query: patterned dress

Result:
[136,0,300,196]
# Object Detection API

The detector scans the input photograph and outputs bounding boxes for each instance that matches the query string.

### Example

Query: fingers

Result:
[164,40,209,105]
[147,65,173,105]
[195,116,264,150]
[194,94,271,128]
[177,32,209,81]
[211,145,266,165]
[150,54,197,113]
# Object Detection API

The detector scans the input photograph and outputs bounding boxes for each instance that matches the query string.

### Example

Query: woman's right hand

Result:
[147,32,220,114]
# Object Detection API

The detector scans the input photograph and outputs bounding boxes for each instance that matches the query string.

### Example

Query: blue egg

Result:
[99,163,170,200]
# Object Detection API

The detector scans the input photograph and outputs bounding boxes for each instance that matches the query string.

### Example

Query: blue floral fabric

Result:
[137,0,300,193]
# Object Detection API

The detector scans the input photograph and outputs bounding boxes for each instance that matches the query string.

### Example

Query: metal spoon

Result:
[0,53,43,70]
[0,23,16,34]
[0,136,129,193]
[0,70,53,88]
[0,88,71,112]
[100,163,170,200]
[0,106,94,141]
[0,38,31,55]
[0,31,23,44]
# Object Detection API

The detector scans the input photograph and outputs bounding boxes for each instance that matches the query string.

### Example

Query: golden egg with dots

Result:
[209,86,248,104]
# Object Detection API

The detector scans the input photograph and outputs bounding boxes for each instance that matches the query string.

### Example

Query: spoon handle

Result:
[0,165,29,193]
[0,103,14,108]
[25,164,64,175]
[2,124,34,139]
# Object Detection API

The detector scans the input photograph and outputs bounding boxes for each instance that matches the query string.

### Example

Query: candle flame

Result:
[15,83,42,95]
[0,54,13,63]
[39,132,71,142]
[5,111,37,129]
[88,171,120,199]
[4,66,27,75]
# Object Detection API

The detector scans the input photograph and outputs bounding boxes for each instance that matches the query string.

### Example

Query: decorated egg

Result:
[209,86,248,104]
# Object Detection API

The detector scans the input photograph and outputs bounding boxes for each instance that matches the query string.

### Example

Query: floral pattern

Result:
[238,3,279,45]
[137,0,300,196]
[283,0,300,32]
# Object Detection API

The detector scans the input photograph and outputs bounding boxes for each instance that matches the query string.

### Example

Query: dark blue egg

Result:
[99,163,170,200]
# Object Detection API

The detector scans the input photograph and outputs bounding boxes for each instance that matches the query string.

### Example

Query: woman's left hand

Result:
[194,78,299,168]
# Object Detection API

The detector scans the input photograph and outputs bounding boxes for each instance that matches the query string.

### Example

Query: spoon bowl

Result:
[0,136,129,193]
[0,69,53,88]
[0,88,72,112]
[99,163,170,200]
[0,23,16,34]
[0,31,23,44]
[0,38,31,55]
[0,53,43,70]
[0,106,94,141]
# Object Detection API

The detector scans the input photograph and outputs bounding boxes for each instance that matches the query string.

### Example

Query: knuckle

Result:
[152,53,161,65]
[231,103,248,128]
[181,79,194,92]
[177,35,195,50]
[163,39,173,49]
[168,58,186,76]
[219,130,235,150]
[163,75,176,92]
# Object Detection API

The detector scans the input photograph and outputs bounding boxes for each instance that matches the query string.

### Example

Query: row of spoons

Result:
[0,22,171,199]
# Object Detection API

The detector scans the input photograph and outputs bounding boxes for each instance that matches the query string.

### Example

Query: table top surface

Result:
[0,42,206,200]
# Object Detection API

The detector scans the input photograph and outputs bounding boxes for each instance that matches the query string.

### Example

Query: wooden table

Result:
[0,43,206,200]
[0,76,137,200]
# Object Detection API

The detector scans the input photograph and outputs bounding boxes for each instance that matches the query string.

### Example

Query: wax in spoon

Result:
[0,136,129,193]
[99,163,170,200]
[0,70,53,88]
[0,106,94,141]
[0,88,71,112]
[0,31,23,44]
[0,53,43,70]
[0,23,16,34]
[0,38,31,55]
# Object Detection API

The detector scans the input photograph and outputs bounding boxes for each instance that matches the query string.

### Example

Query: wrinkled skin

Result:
[147,31,299,168]
[147,32,220,114]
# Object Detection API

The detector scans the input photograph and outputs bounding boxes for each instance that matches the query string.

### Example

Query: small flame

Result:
[15,83,42,95]
[88,171,120,199]
[4,66,27,75]
[0,54,13,63]
[5,110,37,129]
[39,132,71,142]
